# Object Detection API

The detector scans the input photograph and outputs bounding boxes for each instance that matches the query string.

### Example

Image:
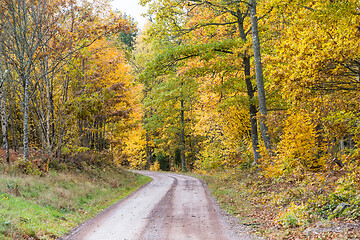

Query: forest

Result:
[0,0,139,167]
[0,0,360,239]
[129,2,360,236]
[132,0,360,175]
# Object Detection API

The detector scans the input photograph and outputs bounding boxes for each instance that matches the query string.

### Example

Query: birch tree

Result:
[0,0,55,159]
[0,67,9,164]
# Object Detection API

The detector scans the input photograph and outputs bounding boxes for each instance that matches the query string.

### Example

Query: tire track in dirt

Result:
[61,171,261,240]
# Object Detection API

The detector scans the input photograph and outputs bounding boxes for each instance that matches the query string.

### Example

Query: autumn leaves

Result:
[129,0,360,175]
[0,0,136,165]
[0,0,359,176]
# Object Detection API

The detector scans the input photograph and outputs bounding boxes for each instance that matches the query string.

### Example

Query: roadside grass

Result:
[0,165,151,239]
[192,168,360,240]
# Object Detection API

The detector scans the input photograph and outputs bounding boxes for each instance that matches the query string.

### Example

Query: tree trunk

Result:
[145,129,152,169]
[9,101,18,151]
[194,137,197,163]
[45,55,53,153]
[180,98,186,171]
[79,119,83,146]
[85,121,90,148]
[23,74,29,160]
[102,119,106,150]
[0,72,9,164]
[244,54,260,163]
[250,0,271,152]
[57,127,66,161]
[237,12,260,163]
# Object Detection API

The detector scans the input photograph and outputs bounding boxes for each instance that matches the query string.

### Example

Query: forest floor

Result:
[193,169,360,240]
[0,150,151,240]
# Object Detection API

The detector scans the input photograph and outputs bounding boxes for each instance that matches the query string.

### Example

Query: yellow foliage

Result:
[150,161,160,171]
[119,127,147,169]
[262,110,323,177]
[196,140,224,171]
[280,110,320,170]
[276,202,310,228]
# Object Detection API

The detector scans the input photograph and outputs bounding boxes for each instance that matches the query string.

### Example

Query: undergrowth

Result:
[193,165,360,240]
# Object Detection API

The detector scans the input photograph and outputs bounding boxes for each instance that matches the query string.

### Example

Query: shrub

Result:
[308,172,359,219]
[276,202,310,228]
[150,161,160,171]
[12,158,41,176]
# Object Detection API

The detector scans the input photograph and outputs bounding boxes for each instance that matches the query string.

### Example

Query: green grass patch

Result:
[0,167,151,239]
[189,171,258,223]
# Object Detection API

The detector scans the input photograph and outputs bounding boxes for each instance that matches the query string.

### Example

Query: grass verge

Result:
[0,165,151,239]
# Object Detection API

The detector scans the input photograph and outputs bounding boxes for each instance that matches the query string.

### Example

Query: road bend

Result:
[61,171,259,240]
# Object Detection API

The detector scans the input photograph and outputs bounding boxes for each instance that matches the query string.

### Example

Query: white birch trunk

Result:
[0,70,9,164]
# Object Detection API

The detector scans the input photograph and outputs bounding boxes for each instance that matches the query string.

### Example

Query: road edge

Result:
[198,177,264,240]
[59,171,153,240]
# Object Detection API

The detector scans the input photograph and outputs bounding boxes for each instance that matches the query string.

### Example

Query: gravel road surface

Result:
[62,171,260,240]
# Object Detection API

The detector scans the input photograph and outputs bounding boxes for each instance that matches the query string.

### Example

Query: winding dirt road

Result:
[62,171,259,240]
